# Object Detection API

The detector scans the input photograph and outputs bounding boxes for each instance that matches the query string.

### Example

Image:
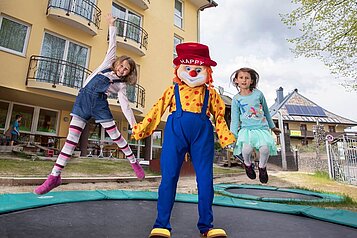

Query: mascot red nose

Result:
[133,42,235,238]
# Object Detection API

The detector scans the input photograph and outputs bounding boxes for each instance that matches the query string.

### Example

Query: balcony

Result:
[128,0,150,10]
[26,55,91,95]
[46,0,101,35]
[115,19,148,56]
[26,55,145,111]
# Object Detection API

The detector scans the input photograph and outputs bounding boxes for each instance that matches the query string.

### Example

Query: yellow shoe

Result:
[202,228,227,238]
[148,228,171,238]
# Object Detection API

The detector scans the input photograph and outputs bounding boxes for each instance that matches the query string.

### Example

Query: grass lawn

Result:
[0,154,243,177]
[0,156,155,177]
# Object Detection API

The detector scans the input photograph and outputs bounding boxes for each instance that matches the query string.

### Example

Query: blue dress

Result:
[230,89,277,155]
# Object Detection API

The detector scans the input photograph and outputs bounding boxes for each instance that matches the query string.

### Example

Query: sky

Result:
[199,0,357,124]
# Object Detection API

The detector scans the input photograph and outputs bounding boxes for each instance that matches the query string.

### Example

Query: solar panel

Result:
[285,104,327,117]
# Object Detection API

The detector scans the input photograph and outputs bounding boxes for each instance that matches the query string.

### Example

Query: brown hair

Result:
[173,65,214,89]
[112,55,137,85]
[230,67,259,91]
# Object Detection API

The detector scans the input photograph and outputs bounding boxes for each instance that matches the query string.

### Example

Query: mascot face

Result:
[177,64,208,88]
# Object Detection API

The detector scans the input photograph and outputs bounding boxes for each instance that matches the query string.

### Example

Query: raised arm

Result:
[82,14,118,87]
[99,13,118,67]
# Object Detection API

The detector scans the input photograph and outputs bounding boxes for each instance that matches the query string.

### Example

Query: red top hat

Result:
[173,42,217,66]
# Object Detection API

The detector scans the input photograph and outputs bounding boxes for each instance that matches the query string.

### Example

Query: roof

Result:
[270,89,357,126]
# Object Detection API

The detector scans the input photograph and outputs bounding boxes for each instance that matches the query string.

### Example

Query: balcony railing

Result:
[26,55,145,108]
[115,18,148,51]
[26,55,91,89]
[47,0,101,29]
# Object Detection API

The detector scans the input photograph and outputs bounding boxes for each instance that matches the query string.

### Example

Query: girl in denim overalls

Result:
[35,14,145,195]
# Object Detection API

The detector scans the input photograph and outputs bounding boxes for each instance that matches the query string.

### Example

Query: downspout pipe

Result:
[197,0,218,42]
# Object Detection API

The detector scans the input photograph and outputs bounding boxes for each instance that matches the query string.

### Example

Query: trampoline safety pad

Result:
[0,190,356,238]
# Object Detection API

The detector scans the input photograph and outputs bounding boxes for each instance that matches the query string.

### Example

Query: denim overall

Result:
[71,69,122,123]
[154,83,214,234]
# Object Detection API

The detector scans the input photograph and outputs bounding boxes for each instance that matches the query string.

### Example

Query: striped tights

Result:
[51,117,136,176]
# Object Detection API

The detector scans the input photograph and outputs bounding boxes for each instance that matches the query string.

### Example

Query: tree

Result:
[281,0,357,89]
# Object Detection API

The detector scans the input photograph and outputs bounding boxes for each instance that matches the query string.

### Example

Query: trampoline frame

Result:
[214,184,345,203]
[0,189,356,228]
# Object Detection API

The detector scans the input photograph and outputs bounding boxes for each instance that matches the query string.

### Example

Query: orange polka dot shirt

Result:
[133,84,236,148]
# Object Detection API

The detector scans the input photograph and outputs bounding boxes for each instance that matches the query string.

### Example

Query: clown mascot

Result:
[133,42,235,238]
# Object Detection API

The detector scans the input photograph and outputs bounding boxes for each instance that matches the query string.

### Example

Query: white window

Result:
[72,0,97,21]
[151,130,163,160]
[174,0,183,28]
[0,15,30,56]
[112,3,143,44]
[4,101,59,136]
[11,103,35,133]
[38,32,89,88]
[173,35,183,59]
[37,108,59,134]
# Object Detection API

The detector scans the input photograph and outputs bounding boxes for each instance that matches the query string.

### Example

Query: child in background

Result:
[34,14,145,195]
[10,114,22,146]
[230,67,280,183]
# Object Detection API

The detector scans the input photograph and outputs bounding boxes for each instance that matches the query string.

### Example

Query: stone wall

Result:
[297,152,328,173]
[269,151,298,171]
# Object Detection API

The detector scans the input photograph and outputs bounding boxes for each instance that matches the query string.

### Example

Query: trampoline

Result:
[0,190,356,238]
[214,184,345,203]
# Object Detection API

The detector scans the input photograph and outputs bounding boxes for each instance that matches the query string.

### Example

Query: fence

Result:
[326,134,357,185]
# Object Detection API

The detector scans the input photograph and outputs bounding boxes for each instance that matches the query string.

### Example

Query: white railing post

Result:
[325,139,333,179]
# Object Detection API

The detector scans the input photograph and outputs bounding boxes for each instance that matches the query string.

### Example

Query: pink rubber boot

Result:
[131,161,145,180]
[34,175,62,195]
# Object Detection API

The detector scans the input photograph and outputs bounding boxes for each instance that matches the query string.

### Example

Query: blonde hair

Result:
[112,55,137,85]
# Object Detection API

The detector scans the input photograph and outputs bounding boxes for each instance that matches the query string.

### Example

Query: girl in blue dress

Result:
[230,67,281,183]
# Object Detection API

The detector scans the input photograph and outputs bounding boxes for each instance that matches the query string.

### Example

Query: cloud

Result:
[200,0,357,123]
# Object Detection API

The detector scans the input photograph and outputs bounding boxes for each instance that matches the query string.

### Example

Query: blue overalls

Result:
[71,69,123,123]
[154,83,215,234]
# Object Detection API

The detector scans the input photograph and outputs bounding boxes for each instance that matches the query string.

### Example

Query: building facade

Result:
[270,87,357,149]
[0,0,217,160]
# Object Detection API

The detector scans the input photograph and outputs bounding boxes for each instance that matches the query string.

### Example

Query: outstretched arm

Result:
[117,84,137,128]
[100,13,118,66]
[82,14,118,87]
[133,86,175,140]
[230,96,240,139]
[106,13,116,26]
[209,89,236,148]
[260,93,278,133]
